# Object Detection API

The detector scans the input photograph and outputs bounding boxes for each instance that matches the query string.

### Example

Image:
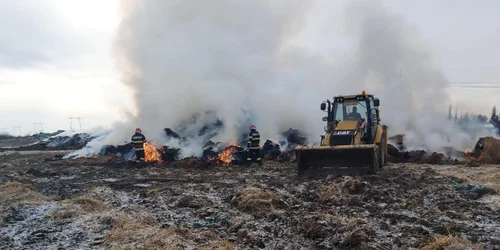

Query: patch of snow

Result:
[102,178,119,182]
[60,175,77,180]
[134,183,152,187]
[218,178,239,184]
[481,194,500,212]
[1,202,56,248]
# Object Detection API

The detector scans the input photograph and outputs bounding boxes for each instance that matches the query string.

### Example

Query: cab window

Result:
[343,100,367,121]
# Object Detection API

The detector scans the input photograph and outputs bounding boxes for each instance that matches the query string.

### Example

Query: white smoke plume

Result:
[338,0,490,152]
[101,0,330,157]
[72,0,490,158]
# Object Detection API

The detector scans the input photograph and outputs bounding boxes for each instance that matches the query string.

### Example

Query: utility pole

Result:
[68,117,75,131]
[77,117,82,130]
[0,127,6,134]
[13,126,21,136]
[33,122,45,133]
[68,116,82,131]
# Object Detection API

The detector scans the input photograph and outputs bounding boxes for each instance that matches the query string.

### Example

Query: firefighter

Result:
[247,124,262,165]
[131,128,147,161]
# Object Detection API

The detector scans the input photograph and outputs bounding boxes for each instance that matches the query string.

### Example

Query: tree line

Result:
[490,106,500,135]
[447,105,489,125]
[447,105,500,135]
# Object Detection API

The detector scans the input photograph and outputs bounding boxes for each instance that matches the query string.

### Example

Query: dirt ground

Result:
[1,150,499,250]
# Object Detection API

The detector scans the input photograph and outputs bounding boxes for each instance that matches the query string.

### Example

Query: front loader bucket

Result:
[295,145,379,177]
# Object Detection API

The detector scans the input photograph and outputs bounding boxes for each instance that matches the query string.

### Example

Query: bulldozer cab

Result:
[321,93,380,145]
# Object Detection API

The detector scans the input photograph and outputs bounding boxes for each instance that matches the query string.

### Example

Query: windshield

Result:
[333,99,367,121]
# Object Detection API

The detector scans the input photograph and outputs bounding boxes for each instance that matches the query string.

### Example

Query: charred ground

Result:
[1,149,499,249]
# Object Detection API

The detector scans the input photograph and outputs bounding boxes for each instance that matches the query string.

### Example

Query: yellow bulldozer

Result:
[295,91,388,176]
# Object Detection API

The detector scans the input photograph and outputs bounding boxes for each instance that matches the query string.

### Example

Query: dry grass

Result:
[459,212,469,220]
[49,195,109,221]
[198,239,234,250]
[105,213,191,250]
[421,234,484,250]
[340,218,375,249]
[50,203,83,220]
[140,187,163,198]
[72,197,108,212]
[428,206,442,215]
[0,181,50,205]
[317,184,337,203]
[438,165,500,191]
[233,186,287,217]
[341,178,364,194]
[86,186,119,202]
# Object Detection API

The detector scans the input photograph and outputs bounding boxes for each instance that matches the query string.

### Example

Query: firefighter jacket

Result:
[131,132,146,151]
[247,129,261,149]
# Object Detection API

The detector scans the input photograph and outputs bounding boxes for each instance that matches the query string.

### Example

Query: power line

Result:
[445,82,500,84]
[446,85,500,88]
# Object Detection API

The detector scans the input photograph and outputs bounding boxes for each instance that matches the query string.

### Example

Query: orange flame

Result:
[464,146,483,161]
[215,141,241,166]
[144,142,163,163]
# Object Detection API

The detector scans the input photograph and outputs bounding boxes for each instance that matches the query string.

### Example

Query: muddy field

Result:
[1,150,499,250]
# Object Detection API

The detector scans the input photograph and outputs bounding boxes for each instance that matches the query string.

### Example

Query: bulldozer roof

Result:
[333,93,373,99]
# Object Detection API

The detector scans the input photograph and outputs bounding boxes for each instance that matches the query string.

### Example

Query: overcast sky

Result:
[1,0,499,134]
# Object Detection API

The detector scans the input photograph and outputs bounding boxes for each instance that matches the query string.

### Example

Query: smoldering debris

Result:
[0,132,95,152]
[388,134,464,165]
[163,128,181,140]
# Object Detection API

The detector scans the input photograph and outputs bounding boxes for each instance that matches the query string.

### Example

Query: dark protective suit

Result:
[347,111,362,121]
[131,132,146,160]
[247,129,262,165]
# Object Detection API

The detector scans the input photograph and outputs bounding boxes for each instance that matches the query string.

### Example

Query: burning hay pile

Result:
[92,111,309,166]
[466,136,500,164]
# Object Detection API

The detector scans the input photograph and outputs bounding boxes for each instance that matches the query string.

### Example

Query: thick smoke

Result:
[104,0,331,157]
[339,0,488,152]
[74,0,489,158]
